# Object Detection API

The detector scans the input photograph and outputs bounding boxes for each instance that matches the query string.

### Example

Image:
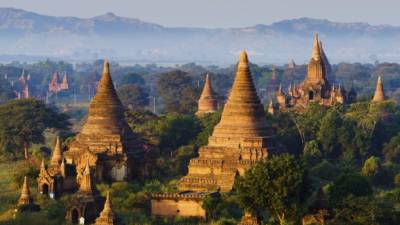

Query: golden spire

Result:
[18,176,34,206]
[50,136,63,166]
[95,191,118,225]
[268,100,275,115]
[79,160,95,192]
[311,33,321,61]
[196,73,218,116]
[372,76,385,102]
[209,51,270,146]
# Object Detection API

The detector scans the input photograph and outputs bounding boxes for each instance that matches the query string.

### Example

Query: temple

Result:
[372,76,385,102]
[64,60,144,184]
[49,72,69,93]
[276,34,354,112]
[37,136,76,198]
[66,160,103,224]
[94,192,121,225]
[14,69,30,99]
[179,51,274,192]
[196,74,218,116]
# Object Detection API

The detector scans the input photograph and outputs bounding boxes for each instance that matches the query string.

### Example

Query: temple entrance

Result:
[71,209,79,224]
[42,184,49,195]
[309,91,314,100]
[111,164,127,181]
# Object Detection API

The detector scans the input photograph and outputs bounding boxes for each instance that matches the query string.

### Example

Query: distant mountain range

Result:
[0,7,400,64]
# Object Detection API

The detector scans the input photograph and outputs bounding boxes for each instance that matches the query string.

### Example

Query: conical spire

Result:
[50,136,63,166]
[268,100,275,115]
[79,160,95,192]
[76,59,135,147]
[196,74,218,116]
[372,76,385,102]
[95,191,118,225]
[311,33,321,61]
[209,51,270,147]
[18,176,34,206]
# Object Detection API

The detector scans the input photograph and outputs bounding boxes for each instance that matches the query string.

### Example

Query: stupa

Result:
[196,74,218,116]
[65,60,143,183]
[94,192,122,225]
[179,51,274,192]
[372,76,385,102]
[18,176,34,207]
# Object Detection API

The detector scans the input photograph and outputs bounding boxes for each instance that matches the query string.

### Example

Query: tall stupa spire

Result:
[196,74,218,116]
[95,191,119,225]
[18,176,34,206]
[50,136,63,166]
[372,76,385,102]
[311,33,321,60]
[209,51,270,147]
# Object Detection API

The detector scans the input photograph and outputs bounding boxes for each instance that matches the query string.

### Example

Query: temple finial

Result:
[311,33,321,60]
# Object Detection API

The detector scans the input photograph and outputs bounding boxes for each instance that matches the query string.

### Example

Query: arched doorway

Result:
[309,91,314,100]
[42,184,49,195]
[71,209,79,224]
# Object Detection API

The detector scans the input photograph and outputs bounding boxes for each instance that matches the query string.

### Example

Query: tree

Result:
[0,76,16,104]
[0,99,70,159]
[383,133,400,164]
[156,70,200,114]
[328,172,372,205]
[317,108,343,159]
[119,73,145,86]
[236,154,310,225]
[117,84,149,108]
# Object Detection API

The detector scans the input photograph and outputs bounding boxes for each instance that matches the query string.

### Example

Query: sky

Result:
[1,0,400,28]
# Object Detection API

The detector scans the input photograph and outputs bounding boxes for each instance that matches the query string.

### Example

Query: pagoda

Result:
[179,51,274,192]
[18,176,34,207]
[64,60,143,183]
[372,76,385,102]
[276,34,351,112]
[196,74,218,116]
[94,192,122,225]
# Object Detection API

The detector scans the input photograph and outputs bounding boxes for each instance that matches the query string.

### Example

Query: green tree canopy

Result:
[117,84,149,109]
[0,99,70,159]
[236,154,310,225]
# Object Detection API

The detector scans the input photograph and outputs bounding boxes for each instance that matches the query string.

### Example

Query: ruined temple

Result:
[49,72,69,93]
[276,34,353,112]
[37,136,76,198]
[196,74,218,116]
[64,60,143,184]
[179,51,274,192]
[372,76,386,102]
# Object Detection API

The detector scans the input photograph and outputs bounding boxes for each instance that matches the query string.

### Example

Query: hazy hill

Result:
[1,8,400,64]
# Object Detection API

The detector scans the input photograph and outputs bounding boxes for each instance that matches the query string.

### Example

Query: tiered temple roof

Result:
[66,60,138,158]
[178,51,273,192]
[196,74,218,116]
[372,76,385,102]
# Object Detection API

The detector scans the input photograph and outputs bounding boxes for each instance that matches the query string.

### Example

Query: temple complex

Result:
[94,192,121,225]
[179,51,274,192]
[66,160,103,224]
[196,74,218,116]
[37,136,76,198]
[49,72,69,93]
[64,60,143,184]
[372,76,386,102]
[276,34,353,112]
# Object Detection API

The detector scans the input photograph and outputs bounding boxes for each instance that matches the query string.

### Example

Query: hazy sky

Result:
[2,0,400,28]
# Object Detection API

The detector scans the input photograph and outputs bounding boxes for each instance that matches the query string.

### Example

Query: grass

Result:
[0,162,20,222]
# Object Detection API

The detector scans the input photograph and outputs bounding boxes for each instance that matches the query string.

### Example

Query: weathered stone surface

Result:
[196,74,218,116]
[64,60,143,183]
[179,51,273,193]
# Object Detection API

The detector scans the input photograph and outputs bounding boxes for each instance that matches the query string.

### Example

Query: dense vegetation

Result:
[0,59,399,225]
